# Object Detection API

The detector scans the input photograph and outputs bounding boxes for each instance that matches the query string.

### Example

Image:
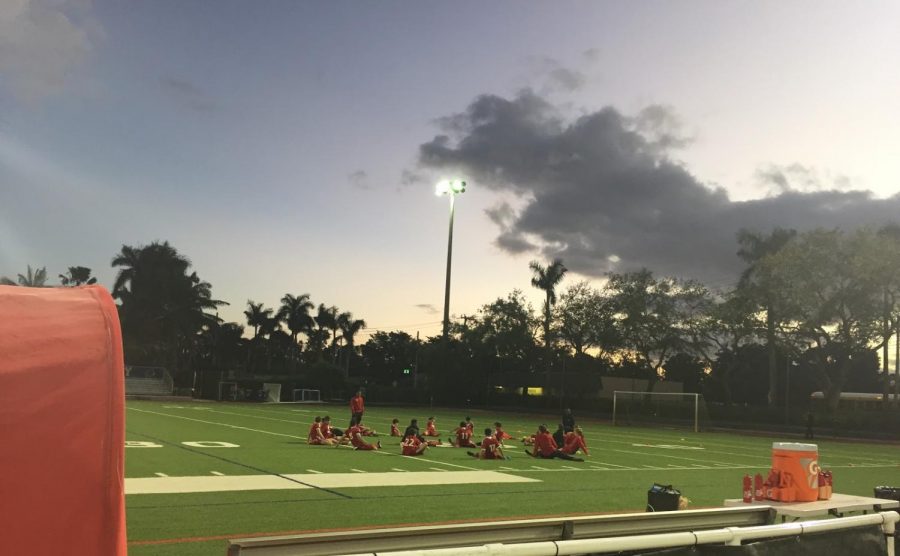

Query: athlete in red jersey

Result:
[464,416,474,435]
[308,416,337,446]
[449,421,477,448]
[390,419,401,437]
[401,434,427,456]
[349,391,365,426]
[528,425,583,461]
[424,417,439,437]
[468,428,506,459]
[493,422,512,442]
[308,417,324,445]
[562,427,589,456]
[348,424,381,451]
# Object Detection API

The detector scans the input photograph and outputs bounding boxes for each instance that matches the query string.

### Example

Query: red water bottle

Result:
[754,473,764,500]
[742,474,753,503]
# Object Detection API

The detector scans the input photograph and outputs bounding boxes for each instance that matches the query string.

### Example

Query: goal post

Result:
[292,388,321,402]
[612,390,705,433]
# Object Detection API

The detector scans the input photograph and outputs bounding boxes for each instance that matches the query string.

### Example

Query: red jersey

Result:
[425,421,438,436]
[348,425,366,448]
[401,435,423,456]
[390,423,401,436]
[307,422,322,444]
[533,432,558,457]
[321,422,334,439]
[454,426,475,447]
[465,421,474,434]
[350,395,365,414]
[562,432,588,455]
[494,427,512,441]
[480,436,502,459]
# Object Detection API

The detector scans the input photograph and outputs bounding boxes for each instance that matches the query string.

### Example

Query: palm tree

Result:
[1,265,48,287]
[736,228,796,407]
[529,259,568,354]
[278,294,314,366]
[111,242,223,373]
[315,304,340,361]
[59,266,98,286]
[244,301,273,340]
[337,311,367,376]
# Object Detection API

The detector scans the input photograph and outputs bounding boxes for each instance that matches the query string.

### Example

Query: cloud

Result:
[525,57,587,94]
[415,90,900,286]
[414,303,438,314]
[0,0,97,102]
[160,77,218,113]
[755,163,852,195]
[348,170,370,190]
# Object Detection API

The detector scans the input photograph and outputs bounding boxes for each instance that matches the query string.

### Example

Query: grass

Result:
[124,400,899,555]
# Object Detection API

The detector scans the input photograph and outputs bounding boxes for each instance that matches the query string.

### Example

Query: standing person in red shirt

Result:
[449,421,477,448]
[401,433,427,456]
[347,423,381,451]
[424,417,439,437]
[349,391,365,426]
[527,424,583,461]
[390,419,401,437]
[561,427,589,456]
[469,428,507,459]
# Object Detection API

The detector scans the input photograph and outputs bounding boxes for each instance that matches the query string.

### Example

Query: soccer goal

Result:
[612,391,707,433]
[218,381,238,401]
[292,388,321,402]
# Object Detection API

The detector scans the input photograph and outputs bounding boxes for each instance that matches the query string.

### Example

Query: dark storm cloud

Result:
[414,303,439,314]
[416,90,900,285]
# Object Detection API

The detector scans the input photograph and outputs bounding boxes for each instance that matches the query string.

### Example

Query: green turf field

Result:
[125,400,899,556]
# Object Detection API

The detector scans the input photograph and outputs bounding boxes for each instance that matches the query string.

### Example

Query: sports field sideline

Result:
[125,400,899,556]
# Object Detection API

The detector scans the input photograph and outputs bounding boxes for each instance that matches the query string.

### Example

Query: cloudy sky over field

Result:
[2,0,900,339]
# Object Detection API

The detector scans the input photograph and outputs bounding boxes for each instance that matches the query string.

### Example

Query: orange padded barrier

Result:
[0,285,127,555]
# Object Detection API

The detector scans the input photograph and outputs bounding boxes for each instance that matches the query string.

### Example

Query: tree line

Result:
[3,225,900,414]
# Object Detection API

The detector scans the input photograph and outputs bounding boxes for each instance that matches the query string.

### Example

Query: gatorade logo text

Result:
[800,458,820,489]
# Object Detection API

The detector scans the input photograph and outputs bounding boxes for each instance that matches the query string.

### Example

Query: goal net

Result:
[218,381,238,401]
[612,391,708,432]
[292,388,321,402]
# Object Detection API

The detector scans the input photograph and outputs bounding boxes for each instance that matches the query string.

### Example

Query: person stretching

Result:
[401,433,427,456]
[390,418,401,437]
[449,421,477,448]
[424,417,440,437]
[469,428,506,460]
[527,424,583,461]
[561,427,589,456]
[347,423,381,451]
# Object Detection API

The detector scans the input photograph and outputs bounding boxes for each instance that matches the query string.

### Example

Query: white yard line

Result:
[305,469,323,474]
[154,472,168,477]
[391,468,408,472]
[127,407,305,439]
[429,468,448,472]
[126,471,540,495]
[210,471,225,476]
[350,469,367,473]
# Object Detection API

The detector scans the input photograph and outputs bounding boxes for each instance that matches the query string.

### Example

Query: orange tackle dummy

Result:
[0,285,127,555]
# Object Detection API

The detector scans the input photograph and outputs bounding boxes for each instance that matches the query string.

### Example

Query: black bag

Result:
[647,483,681,512]
[874,486,900,501]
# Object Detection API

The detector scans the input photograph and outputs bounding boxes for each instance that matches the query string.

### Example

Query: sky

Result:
[2,0,900,342]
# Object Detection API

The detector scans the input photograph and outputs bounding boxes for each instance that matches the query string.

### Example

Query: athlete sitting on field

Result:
[308,416,337,446]
[464,416,474,435]
[424,417,440,436]
[493,421,512,442]
[321,416,342,442]
[561,427,589,456]
[390,418,401,436]
[347,424,381,451]
[468,428,506,459]
[359,424,378,436]
[521,434,536,446]
[527,424,583,461]
[449,421,477,448]
[401,433,427,456]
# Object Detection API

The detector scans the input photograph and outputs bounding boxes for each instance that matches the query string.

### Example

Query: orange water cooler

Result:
[766,442,820,502]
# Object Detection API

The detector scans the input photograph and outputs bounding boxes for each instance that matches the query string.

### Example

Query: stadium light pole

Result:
[436,179,466,342]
